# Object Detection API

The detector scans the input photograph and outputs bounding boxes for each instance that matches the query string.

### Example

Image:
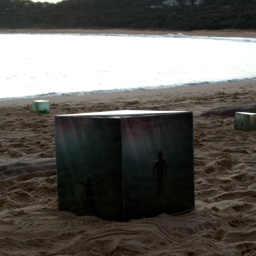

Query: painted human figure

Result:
[153,151,167,195]
[78,178,101,201]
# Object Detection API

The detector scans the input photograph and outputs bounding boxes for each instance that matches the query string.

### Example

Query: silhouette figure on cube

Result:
[153,151,167,196]
[78,178,101,201]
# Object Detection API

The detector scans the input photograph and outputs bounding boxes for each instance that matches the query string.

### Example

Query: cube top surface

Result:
[56,109,191,118]
[33,100,49,103]
[236,112,256,115]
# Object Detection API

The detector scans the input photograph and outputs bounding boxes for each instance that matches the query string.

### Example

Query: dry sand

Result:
[0,30,256,256]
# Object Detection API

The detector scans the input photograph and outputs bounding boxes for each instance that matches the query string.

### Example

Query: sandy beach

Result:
[1,29,256,255]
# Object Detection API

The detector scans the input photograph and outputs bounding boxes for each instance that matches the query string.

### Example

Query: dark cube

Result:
[54,110,195,221]
[234,112,256,131]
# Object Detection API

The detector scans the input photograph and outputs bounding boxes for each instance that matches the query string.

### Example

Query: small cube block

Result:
[54,110,195,221]
[234,112,256,131]
[32,100,50,114]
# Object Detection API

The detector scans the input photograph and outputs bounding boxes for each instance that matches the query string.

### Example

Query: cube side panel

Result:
[249,115,256,130]
[122,113,194,221]
[55,116,124,221]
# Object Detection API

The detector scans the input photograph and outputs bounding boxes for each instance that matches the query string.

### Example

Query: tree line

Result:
[0,0,255,30]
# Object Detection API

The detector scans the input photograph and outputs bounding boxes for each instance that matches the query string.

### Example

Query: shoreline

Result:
[1,28,256,38]
[0,79,255,108]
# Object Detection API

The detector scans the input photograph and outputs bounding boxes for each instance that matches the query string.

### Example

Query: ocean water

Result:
[0,33,256,100]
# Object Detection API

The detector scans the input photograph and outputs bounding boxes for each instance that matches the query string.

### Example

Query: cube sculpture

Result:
[54,110,195,221]
[32,100,50,114]
[234,112,256,131]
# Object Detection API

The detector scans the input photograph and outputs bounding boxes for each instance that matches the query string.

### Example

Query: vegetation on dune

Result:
[0,0,255,30]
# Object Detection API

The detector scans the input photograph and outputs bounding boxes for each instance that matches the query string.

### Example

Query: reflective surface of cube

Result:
[32,100,50,114]
[234,112,256,131]
[55,110,195,221]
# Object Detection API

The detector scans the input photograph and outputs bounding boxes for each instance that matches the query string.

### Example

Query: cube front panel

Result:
[55,110,194,221]
[55,117,123,221]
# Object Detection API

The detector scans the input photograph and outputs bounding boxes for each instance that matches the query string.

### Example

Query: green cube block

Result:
[32,100,50,114]
[54,110,195,221]
[234,112,256,131]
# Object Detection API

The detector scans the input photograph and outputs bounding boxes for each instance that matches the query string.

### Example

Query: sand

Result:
[1,29,256,255]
